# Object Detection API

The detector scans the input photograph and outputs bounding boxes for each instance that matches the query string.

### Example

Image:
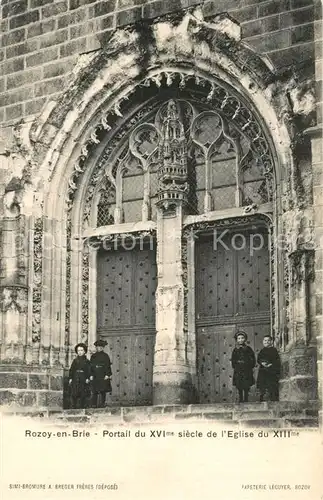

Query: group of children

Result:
[68,332,280,408]
[231,331,281,403]
[68,339,112,409]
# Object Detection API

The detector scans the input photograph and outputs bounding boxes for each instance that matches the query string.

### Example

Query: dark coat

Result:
[257,347,281,391]
[90,351,112,394]
[69,355,91,398]
[231,345,256,390]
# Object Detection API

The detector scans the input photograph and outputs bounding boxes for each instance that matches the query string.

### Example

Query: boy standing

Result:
[257,335,281,402]
[90,339,112,408]
[231,331,256,403]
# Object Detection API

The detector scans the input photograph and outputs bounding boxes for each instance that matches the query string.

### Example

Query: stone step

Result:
[2,402,319,428]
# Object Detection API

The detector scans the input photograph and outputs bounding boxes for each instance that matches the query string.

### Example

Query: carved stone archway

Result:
[0,9,317,407]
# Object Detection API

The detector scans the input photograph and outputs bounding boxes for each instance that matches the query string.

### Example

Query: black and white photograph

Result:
[0,0,322,498]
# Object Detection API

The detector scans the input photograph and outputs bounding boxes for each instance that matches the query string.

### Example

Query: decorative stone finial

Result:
[156,100,188,212]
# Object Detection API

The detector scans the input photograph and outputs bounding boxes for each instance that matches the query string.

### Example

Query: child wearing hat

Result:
[68,343,92,409]
[90,339,112,408]
[256,335,281,402]
[231,331,256,403]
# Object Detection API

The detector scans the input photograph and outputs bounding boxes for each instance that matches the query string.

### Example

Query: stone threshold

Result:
[1,401,320,428]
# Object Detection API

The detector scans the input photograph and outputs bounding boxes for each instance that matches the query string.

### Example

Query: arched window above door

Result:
[93,96,272,228]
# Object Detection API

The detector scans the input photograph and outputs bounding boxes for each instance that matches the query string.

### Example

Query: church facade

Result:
[0,0,322,410]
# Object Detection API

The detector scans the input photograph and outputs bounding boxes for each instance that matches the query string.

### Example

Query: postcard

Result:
[0,1,322,499]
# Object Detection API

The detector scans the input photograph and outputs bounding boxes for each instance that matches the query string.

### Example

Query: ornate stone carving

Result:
[85,229,156,251]
[67,72,275,214]
[282,248,290,348]
[183,213,272,233]
[156,100,189,212]
[16,216,27,284]
[81,101,157,228]
[0,286,28,314]
[65,217,72,347]
[181,232,189,335]
[81,249,89,343]
[32,218,43,343]
[289,249,315,286]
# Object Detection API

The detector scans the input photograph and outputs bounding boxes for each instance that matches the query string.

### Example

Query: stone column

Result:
[280,198,319,401]
[152,99,193,404]
[0,215,28,362]
[313,3,323,423]
[153,206,193,404]
[284,248,317,401]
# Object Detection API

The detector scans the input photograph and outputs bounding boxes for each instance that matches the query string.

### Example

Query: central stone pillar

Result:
[152,99,193,404]
[153,207,192,404]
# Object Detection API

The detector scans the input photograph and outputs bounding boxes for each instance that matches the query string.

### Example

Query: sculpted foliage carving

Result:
[32,218,43,343]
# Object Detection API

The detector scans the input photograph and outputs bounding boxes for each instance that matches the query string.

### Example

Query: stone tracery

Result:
[66,73,275,217]
[80,94,274,230]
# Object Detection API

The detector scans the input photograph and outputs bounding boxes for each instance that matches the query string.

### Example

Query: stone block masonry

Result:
[0,365,64,408]
[2,402,320,427]
[0,0,318,127]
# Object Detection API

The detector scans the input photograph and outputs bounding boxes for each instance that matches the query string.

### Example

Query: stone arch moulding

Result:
[22,9,313,372]
[30,9,301,220]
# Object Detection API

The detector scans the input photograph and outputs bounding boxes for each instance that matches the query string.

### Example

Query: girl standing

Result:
[68,343,92,409]
[257,335,281,402]
[231,331,256,403]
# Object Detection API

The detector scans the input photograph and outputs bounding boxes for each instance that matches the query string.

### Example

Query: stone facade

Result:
[0,0,322,411]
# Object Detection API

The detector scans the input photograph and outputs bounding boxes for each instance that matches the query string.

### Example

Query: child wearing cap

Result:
[231,331,256,403]
[68,343,92,409]
[256,335,281,402]
[90,339,112,408]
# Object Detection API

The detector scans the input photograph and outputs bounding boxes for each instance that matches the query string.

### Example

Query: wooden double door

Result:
[195,227,271,403]
[97,243,157,406]
[97,227,271,406]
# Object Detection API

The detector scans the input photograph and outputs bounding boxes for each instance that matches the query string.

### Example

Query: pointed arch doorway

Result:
[71,65,280,407]
[29,11,317,411]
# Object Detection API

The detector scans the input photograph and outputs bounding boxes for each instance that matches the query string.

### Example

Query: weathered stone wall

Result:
[0,0,319,126]
[312,5,323,419]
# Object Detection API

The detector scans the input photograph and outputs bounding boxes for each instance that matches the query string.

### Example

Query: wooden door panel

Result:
[102,332,155,406]
[97,244,156,406]
[133,334,155,404]
[195,227,271,404]
[236,235,270,315]
[197,325,235,403]
[97,250,133,327]
[133,251,157,326]
[196,236,235,318]
[218,326,235,402]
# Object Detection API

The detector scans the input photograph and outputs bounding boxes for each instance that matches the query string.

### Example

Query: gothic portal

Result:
[84,94,275,405]
[0,10,319,409]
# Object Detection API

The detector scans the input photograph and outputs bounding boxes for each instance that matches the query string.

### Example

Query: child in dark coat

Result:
[68,343,91,409]
[257,335,280,402]
[231,331,256,403]
[90,339,112,408]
